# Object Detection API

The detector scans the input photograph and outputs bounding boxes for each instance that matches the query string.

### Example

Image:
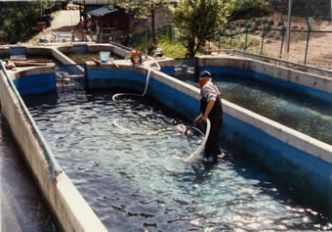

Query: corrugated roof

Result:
[87,6,118,17]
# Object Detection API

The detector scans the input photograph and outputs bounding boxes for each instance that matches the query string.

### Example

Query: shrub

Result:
[0,2,61,43]
[229,0,273,21]
[157,38,187,59]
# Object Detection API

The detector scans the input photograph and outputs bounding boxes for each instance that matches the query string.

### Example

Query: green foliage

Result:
[229,0,272,20]
[114,0,164,17]
[127,31,151,51]
[126,26,187,59]
[217,33,260,50]
[113,0,168,46]
[0,2,59,44]
[113,0,168,15]
[157,38,187,59]
[127,25,174,51]
[173,0,230,57]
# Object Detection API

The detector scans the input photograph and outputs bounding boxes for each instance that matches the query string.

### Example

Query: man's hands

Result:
[195,100,215,124]
[194,114,208,124]
[194,114,203,124]
[202,114,208,121]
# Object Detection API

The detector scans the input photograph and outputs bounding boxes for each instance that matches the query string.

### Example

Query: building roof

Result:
[87,6,118,17]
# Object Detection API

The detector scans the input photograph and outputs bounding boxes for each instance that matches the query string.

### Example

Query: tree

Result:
[0,2,60,44]
[173,0,230,57]
[0,2,40,43]
[114,0,169,49]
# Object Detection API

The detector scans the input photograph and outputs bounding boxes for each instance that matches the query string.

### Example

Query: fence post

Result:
[243,24,248,50]
[286,0,292,56]
[169,25,172,42]
[171,25,174,42]
[229,29,233,49]
[304,18,311,65]
[260,26,265,55]
[279,26,286,59]
[243,22,248,51]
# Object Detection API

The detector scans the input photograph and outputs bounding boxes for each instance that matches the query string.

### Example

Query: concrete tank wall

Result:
[86,63,332,215]
[0,46,75,65]
[56,43,130,59]
[156,55,331,102]
[0,65,107,232]
[196,55,332,102]
[12,66,57,95]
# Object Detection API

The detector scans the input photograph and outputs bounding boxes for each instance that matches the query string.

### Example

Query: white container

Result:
[99,51,110,64]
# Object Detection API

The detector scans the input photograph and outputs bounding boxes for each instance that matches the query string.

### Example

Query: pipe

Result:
[113,59,210,163]
[112,59,160,101]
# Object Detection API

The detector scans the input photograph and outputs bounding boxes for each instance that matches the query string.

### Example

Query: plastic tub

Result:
[99,51,110,64]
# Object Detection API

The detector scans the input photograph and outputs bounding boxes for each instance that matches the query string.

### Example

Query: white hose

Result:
[149,60,161,71]
[112,68,152,102]
[184,119,211,163]
[112,59,161,101]
[112,59,210,163]
[112,119,171,136]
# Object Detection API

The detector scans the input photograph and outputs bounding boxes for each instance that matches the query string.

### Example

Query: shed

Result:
[85,6,129,42]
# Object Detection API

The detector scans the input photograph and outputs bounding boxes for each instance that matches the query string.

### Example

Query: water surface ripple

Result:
[24,90,331,231]
[187,76,332,145]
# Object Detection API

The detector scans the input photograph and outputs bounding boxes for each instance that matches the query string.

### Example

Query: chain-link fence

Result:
[124,25,175,50]
[64,1,332,70]
[215,0,332,70]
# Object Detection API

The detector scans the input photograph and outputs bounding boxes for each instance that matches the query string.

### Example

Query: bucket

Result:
[99,51,110,64]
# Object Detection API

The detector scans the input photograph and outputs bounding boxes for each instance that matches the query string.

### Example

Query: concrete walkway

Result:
[49,10,80,31]
[28,9,80,44]
[0,115,57,231]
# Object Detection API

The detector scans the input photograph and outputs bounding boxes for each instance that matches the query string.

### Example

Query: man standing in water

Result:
[194,70,223,163]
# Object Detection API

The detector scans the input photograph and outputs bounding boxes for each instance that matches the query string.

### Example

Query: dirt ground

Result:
[245,14,332,70]
[27,9,80,44]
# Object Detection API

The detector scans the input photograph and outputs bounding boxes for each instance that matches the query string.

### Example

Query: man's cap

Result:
[199,70,211,78]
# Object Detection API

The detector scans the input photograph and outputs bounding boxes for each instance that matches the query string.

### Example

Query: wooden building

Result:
[86,6,130,42]
[74,0,177,42]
